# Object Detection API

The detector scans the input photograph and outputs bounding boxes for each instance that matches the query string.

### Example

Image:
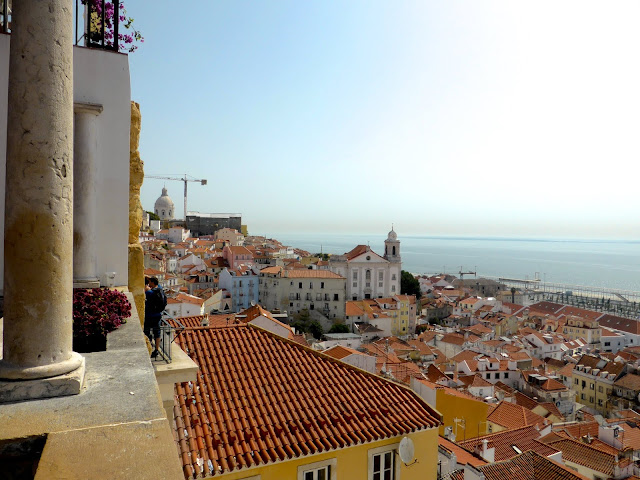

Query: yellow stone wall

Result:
[436,389,490,440]
[128,101,145,324]
[213,429,438,480]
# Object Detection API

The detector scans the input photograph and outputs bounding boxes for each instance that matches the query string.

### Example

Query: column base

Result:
[73,279,101,289]
[0,355,85,403]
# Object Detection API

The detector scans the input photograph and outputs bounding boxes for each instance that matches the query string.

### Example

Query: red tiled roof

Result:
[514,391,539,411]
[438,436,487,467]
[488,401,548,430]
[173,324,441,478]
[345,245,369,260]
[478,450,590,480]
[171,314,237,329]
[460,425,548,462]
[553,421,600,440]
[599,314,640,334]
[545,438,617,476]
[323,344,363,360]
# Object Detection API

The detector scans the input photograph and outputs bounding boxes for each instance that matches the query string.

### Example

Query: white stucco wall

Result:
[0,41,131,292]
[73,47,131,288]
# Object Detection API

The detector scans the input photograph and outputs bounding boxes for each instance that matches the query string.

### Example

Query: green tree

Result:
[400,270,421,299]
[147,211,160,221]
[309,320,324,339]
[328,323,350,334]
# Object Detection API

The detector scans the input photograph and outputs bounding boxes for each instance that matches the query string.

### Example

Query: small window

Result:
[392,274,396,281]
[368,445,397,480]
[334,294,339,301]
[494,373,499,379]
[321,282,325,289]
[503,372,508,379]
[298,459,336,480]
[353,272,358,280]
[299,282,303,289]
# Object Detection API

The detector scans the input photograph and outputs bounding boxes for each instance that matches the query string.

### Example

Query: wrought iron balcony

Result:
[75,0,121,52]
[2,1,125,52]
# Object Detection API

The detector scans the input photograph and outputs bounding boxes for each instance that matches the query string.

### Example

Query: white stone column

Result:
[0,0,84,390]
[73,103,103,286]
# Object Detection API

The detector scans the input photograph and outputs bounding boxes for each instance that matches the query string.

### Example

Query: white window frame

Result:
[368,443,399,480]
[297,458,337,480]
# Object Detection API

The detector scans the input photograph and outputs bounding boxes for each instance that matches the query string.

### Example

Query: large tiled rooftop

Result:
[172,324,441,478]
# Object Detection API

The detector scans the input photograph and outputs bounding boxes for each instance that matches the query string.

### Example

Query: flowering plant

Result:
[81,0,143,53]
[73,288,131,342]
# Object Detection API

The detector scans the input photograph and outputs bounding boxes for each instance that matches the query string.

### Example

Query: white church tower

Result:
[384,226,401,264]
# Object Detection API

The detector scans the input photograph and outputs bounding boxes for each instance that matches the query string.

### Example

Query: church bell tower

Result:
[384,226,401,263]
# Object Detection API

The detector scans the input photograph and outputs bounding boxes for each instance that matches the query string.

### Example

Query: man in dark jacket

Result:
[144,276,166,358]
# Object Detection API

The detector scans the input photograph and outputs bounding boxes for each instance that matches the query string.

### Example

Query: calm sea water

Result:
[275,234,640,292]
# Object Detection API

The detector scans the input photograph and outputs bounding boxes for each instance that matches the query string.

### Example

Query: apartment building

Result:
[259,267,346,319]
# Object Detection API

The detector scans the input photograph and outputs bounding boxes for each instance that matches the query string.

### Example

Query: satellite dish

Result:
[398,437,416,465]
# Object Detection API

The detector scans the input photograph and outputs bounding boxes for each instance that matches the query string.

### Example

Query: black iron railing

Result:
[1,0,10,34]
[154,312,185,364]
[75,0,120,52]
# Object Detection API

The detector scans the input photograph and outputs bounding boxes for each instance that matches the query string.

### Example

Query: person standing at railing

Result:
[144,276,167,358]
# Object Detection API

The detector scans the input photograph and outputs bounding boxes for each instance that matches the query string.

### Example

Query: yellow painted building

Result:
[411,377,490,441]
[571,354,625,414]
[216,430,439,480]
[562,316,601,345]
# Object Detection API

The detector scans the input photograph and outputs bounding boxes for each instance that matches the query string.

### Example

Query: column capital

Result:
[74,102,103,115]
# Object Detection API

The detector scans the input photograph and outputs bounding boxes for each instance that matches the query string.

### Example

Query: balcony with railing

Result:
[1,0,141,53]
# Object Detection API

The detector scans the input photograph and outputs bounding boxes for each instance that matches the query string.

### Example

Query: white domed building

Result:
[154,187,175,220]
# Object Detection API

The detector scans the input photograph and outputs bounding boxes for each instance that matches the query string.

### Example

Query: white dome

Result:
[154,187,175,220]
[387,227,397,241]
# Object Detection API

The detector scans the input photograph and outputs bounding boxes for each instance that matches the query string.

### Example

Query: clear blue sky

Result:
[126,1,640,238]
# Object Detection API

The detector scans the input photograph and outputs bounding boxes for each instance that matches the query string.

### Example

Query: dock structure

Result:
[484,276,640,320]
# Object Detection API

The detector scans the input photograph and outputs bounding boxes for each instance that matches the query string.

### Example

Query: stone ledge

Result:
[34,419,183,480]
[73,280,101,289]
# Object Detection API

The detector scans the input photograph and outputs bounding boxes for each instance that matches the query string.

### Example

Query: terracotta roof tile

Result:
[460,425,546,462]
[545,438,617,476]
[173,324,441,477]
[488,401,548,430]
[552,421,600,440]
[323,345,364,360]
[439,436,487,467]
[478,450,590,480]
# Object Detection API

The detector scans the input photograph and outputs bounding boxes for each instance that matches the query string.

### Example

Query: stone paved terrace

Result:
[0,293,185,479]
